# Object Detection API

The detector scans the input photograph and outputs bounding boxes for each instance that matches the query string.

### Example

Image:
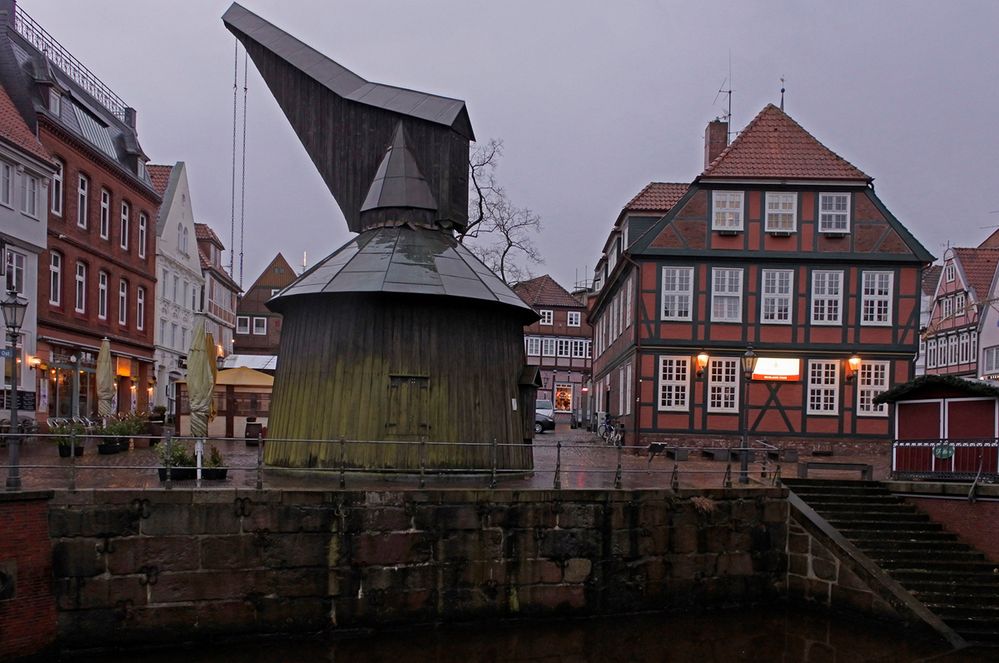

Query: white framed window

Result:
[236,316,250,335]
[857,361,889,416]
[818,193,850,233]
[708,358,739,413]
[556,339,571,357]
[624,363,632,415]
[955,292,966,315]
[20,173,39,218]
[941,297,953,320]
[99,189,110,239]
[119,201,130,250]
[97,271,108,320]
[959,333,970,363]
[765,192,797,232]
[0,162,12,206]
[948,335,958,365]
[807,360,839,415]
[138,213,147,258]
[118,280,128,326]
[984,346,999,374]
[861,271,893,326]
[761,269,793,324]
[542,337,556,357]
[136,287,145,330]
[658,356,690,412]
[48,89,60,115]
[972,332,978,362]
[571,339,588,358]
[77,174,89,228]
[51,158,64,216]
[49,251,62,305]
[711,267,742,322]
[539,309,553,325]
[661,266,694,321]
[4,249,23,294]
[926,339,937,369]
[625,276,632,328]
[712,191,744,231]
[945,264,955,283]
[567,311,581,327]
[74,261,86,313]
[252,317,267,335]
[811,270,843,325]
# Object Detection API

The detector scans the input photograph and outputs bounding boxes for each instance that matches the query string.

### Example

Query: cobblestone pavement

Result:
[0,425,891,492]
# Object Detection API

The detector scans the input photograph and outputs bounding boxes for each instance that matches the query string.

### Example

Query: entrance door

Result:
[386,375,429,439]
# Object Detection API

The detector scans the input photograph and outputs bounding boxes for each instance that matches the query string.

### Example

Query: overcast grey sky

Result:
[23,0,999,289]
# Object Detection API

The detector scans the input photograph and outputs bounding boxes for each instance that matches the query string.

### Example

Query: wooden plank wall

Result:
[265,293,533,471]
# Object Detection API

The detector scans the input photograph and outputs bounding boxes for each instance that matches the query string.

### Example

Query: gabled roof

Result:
[922,265,942,298]
[979,228,999,249]
[701,104,870,182]
[513,274,583,309]
[0,82,51,163]
[875,374,999,404]
[194,222,224,248]
[624,182,689,213]
[246,253,298,295]
[147,164,173,197]
[952,248,999,304]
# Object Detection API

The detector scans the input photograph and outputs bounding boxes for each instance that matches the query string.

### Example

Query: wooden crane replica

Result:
[222,4,538,472]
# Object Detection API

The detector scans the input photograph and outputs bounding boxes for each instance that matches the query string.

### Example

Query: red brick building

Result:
[590,105,933,449]
[0,2,159,417]
[233,252,297,356]
[514,274,591,423]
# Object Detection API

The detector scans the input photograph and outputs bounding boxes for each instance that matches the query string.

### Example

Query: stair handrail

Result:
[968,449,985,503]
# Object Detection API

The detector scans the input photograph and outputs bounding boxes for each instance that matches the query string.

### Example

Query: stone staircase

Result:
[783,478,999,646]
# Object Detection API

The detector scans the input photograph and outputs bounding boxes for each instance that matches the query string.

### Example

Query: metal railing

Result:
[891,438,999,480]
[0,431,796,492]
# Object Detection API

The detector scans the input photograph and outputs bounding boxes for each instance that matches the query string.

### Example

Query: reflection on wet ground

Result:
[66,605,995,663]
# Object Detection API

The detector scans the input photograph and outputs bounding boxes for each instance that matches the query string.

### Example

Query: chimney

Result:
[123,107,137,129]
[0,0,16,30]
[704,119,728,170]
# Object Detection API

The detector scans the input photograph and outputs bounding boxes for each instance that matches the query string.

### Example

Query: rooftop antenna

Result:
[712,51,734,139]
[780,76,786,111]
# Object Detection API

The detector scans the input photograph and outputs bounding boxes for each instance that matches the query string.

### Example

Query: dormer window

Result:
[945,264,955,283]
[712,191,744,231]
[137,159,146,179]
[48,89,61,116]
[765,192,797,233]
[819,193,850,233]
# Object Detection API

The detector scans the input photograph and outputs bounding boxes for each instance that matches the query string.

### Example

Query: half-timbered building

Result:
[514,274,592,423]
[923,246,998,378]
[589,105,933,450]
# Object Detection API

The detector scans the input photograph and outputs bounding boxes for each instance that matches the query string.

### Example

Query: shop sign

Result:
[751,357,801,382]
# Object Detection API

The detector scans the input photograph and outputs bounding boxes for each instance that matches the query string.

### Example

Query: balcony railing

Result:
[13,6,128,122]
[891,438,999,480]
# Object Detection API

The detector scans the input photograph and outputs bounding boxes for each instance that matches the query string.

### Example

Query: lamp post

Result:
[739,345,758,485]
[3,289,28,491]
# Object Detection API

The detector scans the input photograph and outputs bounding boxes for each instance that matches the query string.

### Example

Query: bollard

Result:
[489,437,497,489]
[553,440,562,490]
[164,427,174,490]
[255,432,263,490]
[339,437,346,489]
[613,440,623,489]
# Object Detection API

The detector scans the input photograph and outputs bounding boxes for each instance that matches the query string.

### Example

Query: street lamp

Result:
[739,345,758,485]
[2,289,28,491]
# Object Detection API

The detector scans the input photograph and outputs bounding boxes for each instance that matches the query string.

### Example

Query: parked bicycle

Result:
[598,415,624,447]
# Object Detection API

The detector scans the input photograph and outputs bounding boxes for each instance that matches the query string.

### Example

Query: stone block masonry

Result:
[43,488,788,649]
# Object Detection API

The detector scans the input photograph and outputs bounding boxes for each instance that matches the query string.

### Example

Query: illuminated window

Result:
[712,191,744,231]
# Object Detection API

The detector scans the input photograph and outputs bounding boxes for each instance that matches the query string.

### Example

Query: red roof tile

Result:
[625,182,689,213]
[701,104,870,181]
[146,164,173,197]
[979,228,999,249]
[922,265,942,297]
[513,274,583,309]
[953,248,999,302]
[194,222,224,248]
[0,84,51,163]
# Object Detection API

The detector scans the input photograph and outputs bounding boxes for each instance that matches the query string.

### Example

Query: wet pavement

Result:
[0,425,892,492]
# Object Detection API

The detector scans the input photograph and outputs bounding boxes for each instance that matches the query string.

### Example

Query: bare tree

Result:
[458,139,543,284]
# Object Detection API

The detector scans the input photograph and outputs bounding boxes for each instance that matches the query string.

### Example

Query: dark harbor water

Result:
[66,606,994,663]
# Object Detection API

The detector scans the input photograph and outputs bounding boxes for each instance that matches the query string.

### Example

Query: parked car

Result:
[535,413,555,434]
[536,399,554,419]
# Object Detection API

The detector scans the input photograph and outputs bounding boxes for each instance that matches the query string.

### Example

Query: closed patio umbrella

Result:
[96,338,115,418]
[187,320,214,439]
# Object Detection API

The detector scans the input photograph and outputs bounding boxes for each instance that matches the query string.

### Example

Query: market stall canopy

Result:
[178,366,274,387]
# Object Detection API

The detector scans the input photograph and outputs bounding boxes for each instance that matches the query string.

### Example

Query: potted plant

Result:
[97,418,130,454]
[51,422,85,458]
[202,445,228,481]
[148,406,167,444]
[156,441,196,481]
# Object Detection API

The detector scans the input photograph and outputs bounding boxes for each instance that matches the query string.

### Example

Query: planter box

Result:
[157,467,197,481]
[57,445,85,458]
[202,467,229,481]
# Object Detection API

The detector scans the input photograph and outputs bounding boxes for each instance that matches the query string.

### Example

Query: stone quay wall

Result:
[39,487,787,651]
